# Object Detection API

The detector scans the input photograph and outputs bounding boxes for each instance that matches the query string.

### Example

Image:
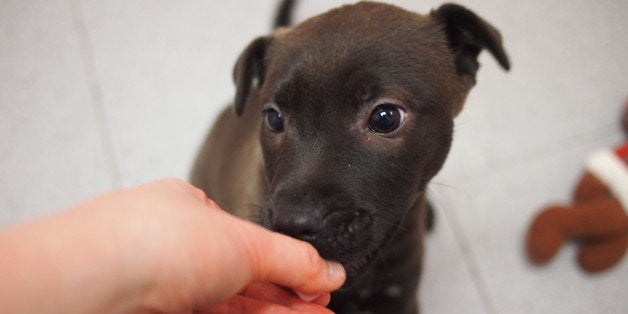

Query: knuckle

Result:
[155,178,213,205]
[189,186,209,202]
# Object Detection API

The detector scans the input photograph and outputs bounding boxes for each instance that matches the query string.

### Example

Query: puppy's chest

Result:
[330,253,421,313]
[330,280,417,314]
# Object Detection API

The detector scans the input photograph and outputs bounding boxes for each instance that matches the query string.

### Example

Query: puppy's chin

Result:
[337,252,377,288]
[336,219,401,289]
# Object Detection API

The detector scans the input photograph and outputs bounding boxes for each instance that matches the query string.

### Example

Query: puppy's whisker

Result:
[369,214,412,234]
[429,181,469,195]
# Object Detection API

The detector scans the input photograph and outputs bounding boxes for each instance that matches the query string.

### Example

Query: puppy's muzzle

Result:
[269,205,372,242]
[261,185,373,255]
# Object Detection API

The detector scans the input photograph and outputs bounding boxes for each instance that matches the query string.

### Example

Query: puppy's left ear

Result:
[233,36,270,116]
[431,4,510,88]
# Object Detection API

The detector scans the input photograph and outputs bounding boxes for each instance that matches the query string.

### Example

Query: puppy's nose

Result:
[271,210,323,242]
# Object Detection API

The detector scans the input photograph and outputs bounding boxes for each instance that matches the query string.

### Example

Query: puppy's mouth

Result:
[259,202,407,284]
[337,219,401,283]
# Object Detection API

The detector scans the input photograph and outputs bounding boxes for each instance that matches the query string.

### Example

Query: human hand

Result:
[0,178,345,313]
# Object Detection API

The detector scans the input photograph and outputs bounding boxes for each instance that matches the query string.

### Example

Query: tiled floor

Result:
[1,0,626,313]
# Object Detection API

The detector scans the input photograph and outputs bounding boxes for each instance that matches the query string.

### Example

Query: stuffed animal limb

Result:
[526,105,628,273]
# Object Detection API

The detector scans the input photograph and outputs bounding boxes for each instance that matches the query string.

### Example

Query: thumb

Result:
[231,220,346,294]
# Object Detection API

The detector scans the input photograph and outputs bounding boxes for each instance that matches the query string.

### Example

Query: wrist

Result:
[0,202,144,313]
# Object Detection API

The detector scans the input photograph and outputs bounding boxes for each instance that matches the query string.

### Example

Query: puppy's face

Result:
[233,2,509,282]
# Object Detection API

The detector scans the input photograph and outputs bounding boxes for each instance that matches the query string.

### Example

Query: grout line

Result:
[68,0,123,189]
[439,203,499,314]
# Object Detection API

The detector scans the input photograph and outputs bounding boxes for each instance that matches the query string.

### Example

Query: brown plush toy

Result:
[526,103,628,273]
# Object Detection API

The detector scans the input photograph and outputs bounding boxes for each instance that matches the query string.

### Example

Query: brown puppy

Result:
[191,1,509,313]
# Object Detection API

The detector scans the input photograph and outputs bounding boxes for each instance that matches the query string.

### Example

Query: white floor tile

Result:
[433,134,627,314]
[421,204,489,314]
[75,0,278,185]
[0,0,112,226]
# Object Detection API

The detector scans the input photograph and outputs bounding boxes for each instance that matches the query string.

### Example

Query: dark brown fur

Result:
[191,2,509,313]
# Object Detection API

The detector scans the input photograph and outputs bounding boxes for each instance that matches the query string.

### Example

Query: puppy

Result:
[191,1,509,313]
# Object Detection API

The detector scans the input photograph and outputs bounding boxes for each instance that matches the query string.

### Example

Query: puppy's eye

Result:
[368,104,406,133]
[264,108,284,132]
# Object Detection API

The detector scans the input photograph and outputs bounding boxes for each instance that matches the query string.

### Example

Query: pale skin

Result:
[0,178,346,313]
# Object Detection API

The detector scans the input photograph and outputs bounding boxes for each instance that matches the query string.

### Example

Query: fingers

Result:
[292,290,331,307]
[202,294,334,314]
[233,222,346,294]
[240,282,296,306]
[312,292,331,306]
[240,282,331,307]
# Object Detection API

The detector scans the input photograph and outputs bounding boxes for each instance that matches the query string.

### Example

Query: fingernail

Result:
[295,291,321,302]
[326,261,346,283]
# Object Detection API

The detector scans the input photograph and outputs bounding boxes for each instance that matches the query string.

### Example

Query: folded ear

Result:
[233,37,270,116]
[431,4,510,87]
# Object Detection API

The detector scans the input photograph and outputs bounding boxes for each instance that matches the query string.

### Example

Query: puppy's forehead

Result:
[264,2,460,111]
[285,2,438,51]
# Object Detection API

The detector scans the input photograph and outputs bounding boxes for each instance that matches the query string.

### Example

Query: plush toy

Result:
[526,103,628,273]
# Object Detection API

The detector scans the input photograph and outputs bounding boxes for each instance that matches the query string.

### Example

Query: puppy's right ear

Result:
[431,4,510,88]
[233,37,270,116]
